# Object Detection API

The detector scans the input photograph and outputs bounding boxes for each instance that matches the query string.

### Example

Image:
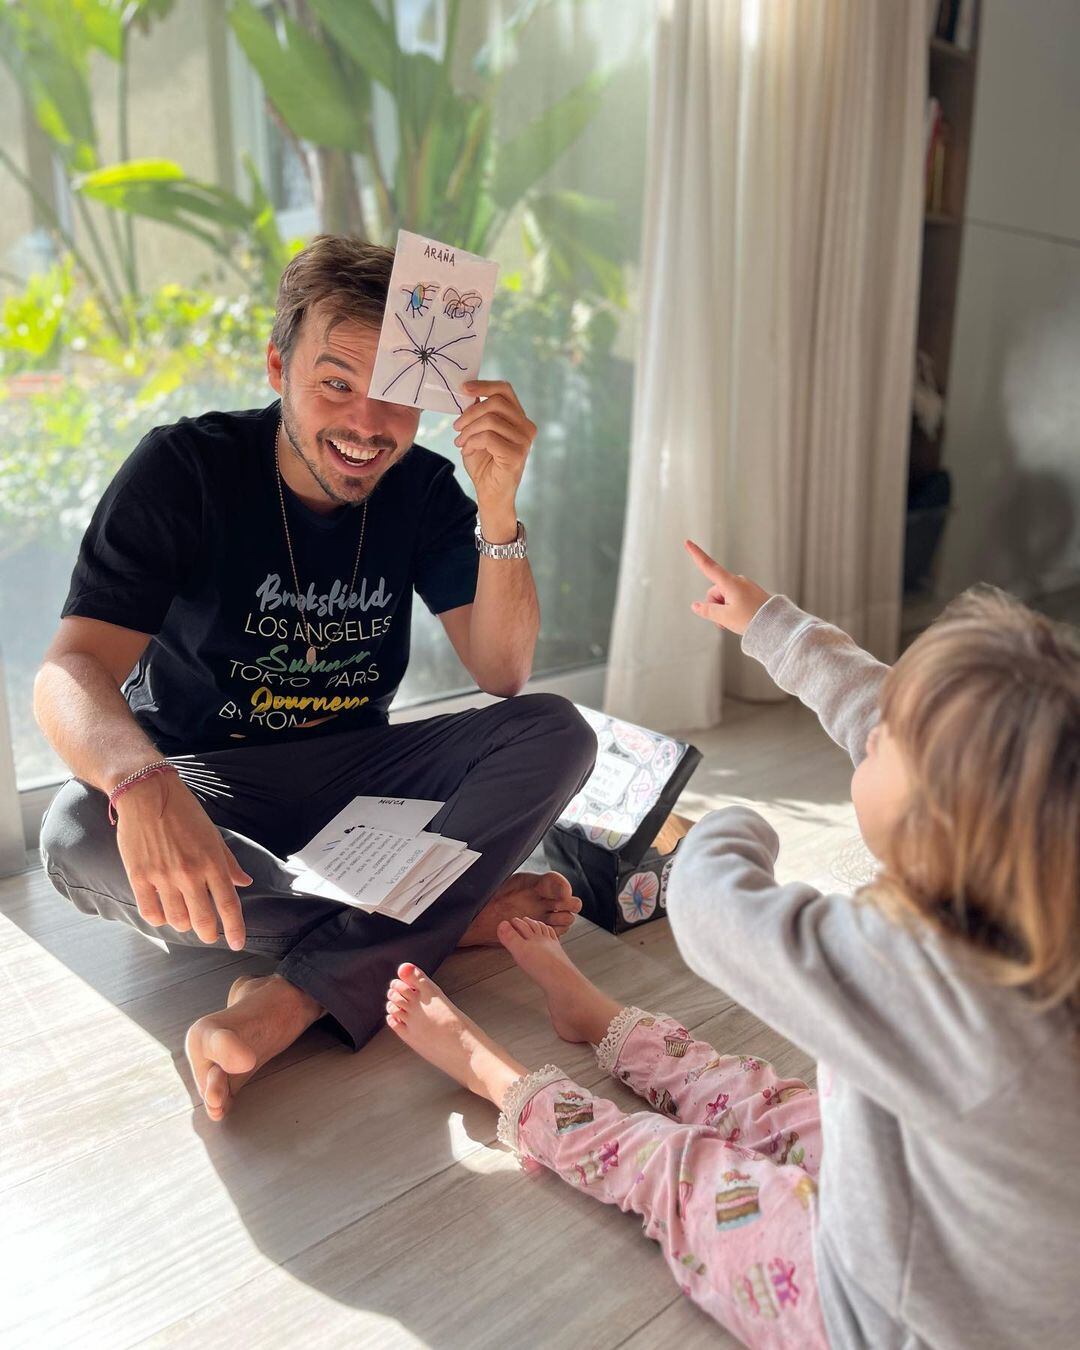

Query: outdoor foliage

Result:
[225,0,631,303]
[0,0,644,780]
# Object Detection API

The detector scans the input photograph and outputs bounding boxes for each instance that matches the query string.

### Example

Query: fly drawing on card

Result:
[381,311,477,412]
[442,287,483,327]
[401,281,439,318]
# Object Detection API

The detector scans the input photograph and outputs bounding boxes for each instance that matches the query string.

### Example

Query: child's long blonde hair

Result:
[873,587,1080,1018]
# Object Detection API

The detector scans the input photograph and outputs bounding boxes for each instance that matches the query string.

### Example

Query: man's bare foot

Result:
[498,916,623,1045]
[185,973,323,1122]
[459,870,582,948]
[385,963,526,1107]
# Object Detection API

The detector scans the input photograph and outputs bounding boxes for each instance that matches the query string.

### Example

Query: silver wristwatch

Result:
[474,520,527,560]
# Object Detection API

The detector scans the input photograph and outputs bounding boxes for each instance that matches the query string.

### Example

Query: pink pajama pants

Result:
[497,1008,829,1348]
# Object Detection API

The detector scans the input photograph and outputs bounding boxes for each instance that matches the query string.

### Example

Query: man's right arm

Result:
[35,616,159,791]
[34,617,250,948]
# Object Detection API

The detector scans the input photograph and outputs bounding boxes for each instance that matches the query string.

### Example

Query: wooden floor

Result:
[1,697,861,1350]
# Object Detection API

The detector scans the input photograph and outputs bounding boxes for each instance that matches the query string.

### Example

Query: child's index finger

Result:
[684,539,732,584]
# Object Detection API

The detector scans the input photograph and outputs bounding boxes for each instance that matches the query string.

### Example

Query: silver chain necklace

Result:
[274,416,368,665]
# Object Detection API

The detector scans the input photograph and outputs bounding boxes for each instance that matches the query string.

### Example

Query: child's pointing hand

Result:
[685,540,772,636]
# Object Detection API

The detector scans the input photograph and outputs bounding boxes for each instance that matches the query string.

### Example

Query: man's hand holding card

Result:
[369,229,534,541]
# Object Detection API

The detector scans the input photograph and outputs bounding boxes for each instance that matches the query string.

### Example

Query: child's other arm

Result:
[666,806,996,1121]
[685,541,886,765]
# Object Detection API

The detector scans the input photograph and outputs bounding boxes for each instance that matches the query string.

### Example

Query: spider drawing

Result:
[401,281,439,318]
[442,287,483,327]
[381,312,476,411]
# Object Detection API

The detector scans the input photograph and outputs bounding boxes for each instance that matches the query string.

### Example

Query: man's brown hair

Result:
[270,234,393,366]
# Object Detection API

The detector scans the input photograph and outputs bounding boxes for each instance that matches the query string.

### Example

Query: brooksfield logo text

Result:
[255,572,393,617]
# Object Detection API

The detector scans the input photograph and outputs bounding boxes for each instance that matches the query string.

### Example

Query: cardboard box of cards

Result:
[544,708,701,933]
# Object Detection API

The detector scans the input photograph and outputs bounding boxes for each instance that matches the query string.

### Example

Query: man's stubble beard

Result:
[279,386,402,507]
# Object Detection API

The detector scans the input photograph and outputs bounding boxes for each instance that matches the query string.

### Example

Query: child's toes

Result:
[396,962,421,987]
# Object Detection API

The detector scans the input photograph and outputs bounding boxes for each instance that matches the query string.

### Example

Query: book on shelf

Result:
[925,97,941,174]
[924,99,949,216]
[934,0,978,50]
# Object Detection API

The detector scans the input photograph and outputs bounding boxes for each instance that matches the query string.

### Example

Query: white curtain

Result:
[604,0,928,725]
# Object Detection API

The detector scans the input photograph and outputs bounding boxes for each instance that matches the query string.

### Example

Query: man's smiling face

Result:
[267,306,422,510]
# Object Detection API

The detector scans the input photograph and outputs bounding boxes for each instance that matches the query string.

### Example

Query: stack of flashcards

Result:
[289,797,479,924]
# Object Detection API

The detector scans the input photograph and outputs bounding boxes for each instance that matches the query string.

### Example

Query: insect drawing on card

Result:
[401,281,439,318]
[380,311,476,412]
[442,287,484,328]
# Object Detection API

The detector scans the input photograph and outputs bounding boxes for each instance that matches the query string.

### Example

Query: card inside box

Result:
[544,707,701,932]
[651,812,692,855]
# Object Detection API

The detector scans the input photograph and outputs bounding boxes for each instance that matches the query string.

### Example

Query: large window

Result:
[0,0,650,790]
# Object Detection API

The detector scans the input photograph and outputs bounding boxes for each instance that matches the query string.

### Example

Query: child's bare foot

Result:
[497,916,623,1046]
[458,871,582,947]
[385,964,526,1107]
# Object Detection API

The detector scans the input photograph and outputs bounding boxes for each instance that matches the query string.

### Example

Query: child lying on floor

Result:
[383,545,1080,1350]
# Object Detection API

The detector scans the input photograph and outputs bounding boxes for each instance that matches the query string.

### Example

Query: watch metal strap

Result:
[474,519,527,560]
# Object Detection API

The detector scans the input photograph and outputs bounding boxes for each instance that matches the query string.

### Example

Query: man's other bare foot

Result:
[185,973,323,1122]
[459,870,582,948]
[385,964,526,1108]
[497,916,622,1045]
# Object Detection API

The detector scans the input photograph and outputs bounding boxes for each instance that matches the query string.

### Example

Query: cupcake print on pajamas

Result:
[715,1170,761,1230]
[553,1089,595,1133]
[648,1086,679,1117]
[663,1025,692,1057]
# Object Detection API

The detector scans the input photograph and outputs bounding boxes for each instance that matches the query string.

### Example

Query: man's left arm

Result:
[438,379,539,698]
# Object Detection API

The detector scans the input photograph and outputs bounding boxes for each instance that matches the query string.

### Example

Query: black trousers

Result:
[39,694,596,1049]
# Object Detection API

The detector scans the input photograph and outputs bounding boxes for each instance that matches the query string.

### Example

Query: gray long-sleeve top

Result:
[666,596,1080,1350]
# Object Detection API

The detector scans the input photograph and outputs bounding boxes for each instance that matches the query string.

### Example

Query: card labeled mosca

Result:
[288,795,480,925]
[369,229,499,416]
[544,707,702,933]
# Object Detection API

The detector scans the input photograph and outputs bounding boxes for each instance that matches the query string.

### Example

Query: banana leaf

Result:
[490,68,610,210]
[76,162,259,236]
[0,8,98,171]
[228,0,367,152]
[307,0,398,91]
[78,0,124,61]
[471,0,546,79]
[522,190,628,305]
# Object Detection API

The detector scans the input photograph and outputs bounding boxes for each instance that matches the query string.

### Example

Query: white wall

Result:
[939,0,1080,600]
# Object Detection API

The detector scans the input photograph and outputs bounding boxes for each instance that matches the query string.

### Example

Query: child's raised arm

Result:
[685,540,886,765]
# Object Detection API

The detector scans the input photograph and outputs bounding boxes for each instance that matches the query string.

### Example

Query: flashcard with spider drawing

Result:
[369,229,499,415]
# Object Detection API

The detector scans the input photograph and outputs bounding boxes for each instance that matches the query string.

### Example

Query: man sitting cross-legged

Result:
[35,234,595,1120]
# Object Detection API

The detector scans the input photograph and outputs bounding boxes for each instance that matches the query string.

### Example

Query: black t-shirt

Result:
[63,401,478,754]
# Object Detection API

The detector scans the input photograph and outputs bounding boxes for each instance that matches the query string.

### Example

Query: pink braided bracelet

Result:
[107,760,177,825]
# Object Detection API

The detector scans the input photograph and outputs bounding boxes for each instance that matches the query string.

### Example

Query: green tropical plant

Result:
[0,274,273,554]
[0,0,291,337]
[227,0,630,303]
